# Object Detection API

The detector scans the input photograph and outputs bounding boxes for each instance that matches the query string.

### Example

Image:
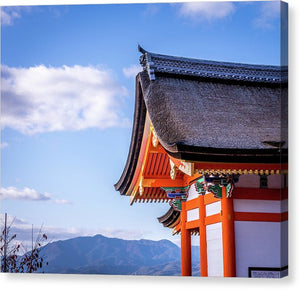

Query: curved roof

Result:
[140,71,288,162]
[114,47,288,195]
[114,76,147,194]
[138,45,288,84]
[157,206,181,228]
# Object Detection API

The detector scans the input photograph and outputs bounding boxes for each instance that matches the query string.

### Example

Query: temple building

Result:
[115,46,288,278]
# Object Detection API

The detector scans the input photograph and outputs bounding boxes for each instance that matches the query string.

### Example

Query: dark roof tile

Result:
[138,46,287,84]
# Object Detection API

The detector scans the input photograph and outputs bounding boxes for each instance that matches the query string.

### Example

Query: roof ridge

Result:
[138,45,287,84]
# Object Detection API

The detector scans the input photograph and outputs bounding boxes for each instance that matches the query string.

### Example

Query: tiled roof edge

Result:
[138,45,288,84]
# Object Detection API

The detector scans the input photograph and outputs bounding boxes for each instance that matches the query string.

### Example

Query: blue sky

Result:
[1,1,287,248]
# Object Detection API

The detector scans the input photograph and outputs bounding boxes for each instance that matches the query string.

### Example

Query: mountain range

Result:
[37,234,200,276]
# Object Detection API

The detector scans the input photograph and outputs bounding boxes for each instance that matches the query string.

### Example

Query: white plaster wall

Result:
[235,175,260,188]
[187,184,199,201]
[235,174,286,189]
[187,208,199,222]
[233,199,288,213]
[268,174,284,188]
[206,201,221,216]
[206,222,223,277]
[234,221,288,277]
[280,220,289,269]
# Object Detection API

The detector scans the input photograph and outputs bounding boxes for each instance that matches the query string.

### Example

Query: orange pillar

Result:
[181,201,191,276]
[198,195,207,276]
[221,187,236,277]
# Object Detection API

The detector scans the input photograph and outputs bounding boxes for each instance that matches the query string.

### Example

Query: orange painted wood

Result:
[153,154,161,176]
[186,198,199,210]
[126,122,152,196]
[148,144,166,153]
[149,152,157,176]
[198,195,208,277]
[142,178,184,188]
[233,188,288,200]
[205,213,222,225]
[169,155,185,170]
[204,193,220,205]
[234,211,288,222]
[129,119,170,198]
[221,187,236,277]
[183,173,203,186]
[186,220,200,230]
[181,202,192,276]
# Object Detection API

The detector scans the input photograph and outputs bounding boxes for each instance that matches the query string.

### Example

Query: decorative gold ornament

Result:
[152,129,158,147]
[170,159,177,180]
[139,176,144,196]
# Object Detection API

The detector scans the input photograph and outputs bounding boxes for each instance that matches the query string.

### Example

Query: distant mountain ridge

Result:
[37,234,200,276]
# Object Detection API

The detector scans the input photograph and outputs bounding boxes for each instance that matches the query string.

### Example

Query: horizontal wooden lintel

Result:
[142,178,184,188]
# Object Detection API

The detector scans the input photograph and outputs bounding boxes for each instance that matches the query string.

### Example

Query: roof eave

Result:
[138,46,288,85]
[114,74,147,195]
[165,144,288,164]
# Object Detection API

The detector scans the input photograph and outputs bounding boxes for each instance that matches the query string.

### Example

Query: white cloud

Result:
[0,186,50,201]
[1,7,21,25]
[1,65,129,135]
[0,214,28,228]
[0,213,151,249]
[0,186,71,204]
[179,2,235,21]
[122,64,142,78]
[1,142,9,149]
[1,6,32,26]
[52,199,70,204]
[253,1,281,29]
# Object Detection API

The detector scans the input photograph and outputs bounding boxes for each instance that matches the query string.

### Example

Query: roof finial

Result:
[138,44,147,54]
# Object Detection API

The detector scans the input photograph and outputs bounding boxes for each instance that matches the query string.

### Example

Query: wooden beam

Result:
[221,187,236,277]
[234,212,288,222]
[205,213,222,225]
[148,144,166,153]
[142,178,184,188]
[204,193,220,205]
[181,202,192,276]
[186,198,199,211]
[233,188,288,200]
[199,195,208,277]
[186,220,199,230]
[183,172,203,186]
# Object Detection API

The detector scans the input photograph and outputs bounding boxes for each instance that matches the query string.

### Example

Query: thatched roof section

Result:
[139,47,287,163]
[114,47,288,195]
[140,72,287,162]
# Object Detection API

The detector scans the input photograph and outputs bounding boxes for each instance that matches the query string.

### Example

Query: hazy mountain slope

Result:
[37,234,200,276]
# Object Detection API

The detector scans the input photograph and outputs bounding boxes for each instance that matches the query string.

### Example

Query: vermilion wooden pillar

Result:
[198,195,208,276]
[181,201,192,276]
[221,187,236,277]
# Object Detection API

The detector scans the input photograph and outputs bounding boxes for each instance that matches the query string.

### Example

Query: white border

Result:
[0,0,299,289]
